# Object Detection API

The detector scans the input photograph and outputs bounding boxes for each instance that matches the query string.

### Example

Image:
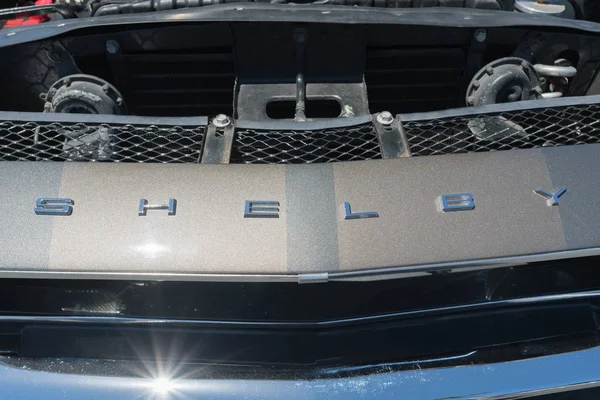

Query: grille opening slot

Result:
[365,47,466,115]
[120,48,236,117]
[266,99,342,119]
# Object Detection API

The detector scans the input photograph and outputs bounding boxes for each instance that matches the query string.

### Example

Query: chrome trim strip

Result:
[0,247,596,283]
[0,270,300,282]
[328,247,600,281]
[1,344,600,399]
[3,289,600,329]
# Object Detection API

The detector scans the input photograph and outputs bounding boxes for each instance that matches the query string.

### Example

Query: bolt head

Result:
[486,67,494,76]
[105,40,120,54]
[102,84,110,93]
[47,46,63,63]
[213,114,231,128]
[294,28,307,44]
[474,29,487,43]
[376,111,394,125]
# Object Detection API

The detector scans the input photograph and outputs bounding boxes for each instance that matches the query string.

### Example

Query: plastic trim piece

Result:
[0,287,599,328]
[2,4,600,48]
[398,94,600,121]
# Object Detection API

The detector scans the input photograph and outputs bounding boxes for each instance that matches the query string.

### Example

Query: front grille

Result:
[0,120,205,163]
[403,103,600,156]
[230,124,382,164]
[0,98,598,164]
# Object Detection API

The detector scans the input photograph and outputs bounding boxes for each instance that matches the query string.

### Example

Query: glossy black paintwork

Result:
[0,257,597,395]
[12,303,597,365]
[0,263,593,400]
[0,257,594,367]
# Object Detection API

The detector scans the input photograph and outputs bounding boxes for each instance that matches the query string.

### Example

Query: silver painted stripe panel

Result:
[333,148,565,271]
[48,163,288,273]
[0,162,63,270]
[285,164,340,272]
[543,145,600,249]
[0,144,598,278]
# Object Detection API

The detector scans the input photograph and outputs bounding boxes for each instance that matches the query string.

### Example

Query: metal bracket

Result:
[201,122,235,164]
[235,82,370,121]
[373,116,411,159]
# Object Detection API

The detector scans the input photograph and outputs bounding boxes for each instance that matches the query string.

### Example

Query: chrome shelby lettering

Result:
[138,199,177,216]
[34,188,567,217]
[534,188,567,206]
[244,200,280,218]
[34,198,74,216]
[438,193,475,212]
[343,202,379,220]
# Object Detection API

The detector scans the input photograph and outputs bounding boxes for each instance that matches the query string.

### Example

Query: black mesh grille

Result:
[1,101,599,164]
[230,124,382,164]
[0,121,205,163]
[403,104,600,156]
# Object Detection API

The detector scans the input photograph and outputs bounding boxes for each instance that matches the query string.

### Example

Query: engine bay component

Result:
[533,62,577,78]
[515,0,575,19]
[0,2,77,21]
[465,57,542,106]
[43,74,127,114]
[0,16,596,121]
[535,59,577,98]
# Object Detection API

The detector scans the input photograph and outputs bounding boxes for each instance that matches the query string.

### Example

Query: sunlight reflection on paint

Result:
[151,377,174,396]
[135,243,170,259]
[141,374,181,400]
[124,326,209,399]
